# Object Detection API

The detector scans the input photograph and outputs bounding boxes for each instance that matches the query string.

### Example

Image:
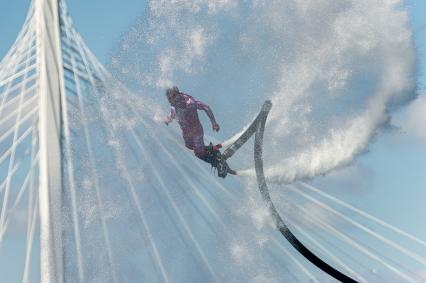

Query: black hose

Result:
[225,100,357,282]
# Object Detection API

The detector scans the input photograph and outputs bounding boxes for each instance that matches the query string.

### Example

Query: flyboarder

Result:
[164,86,236,178]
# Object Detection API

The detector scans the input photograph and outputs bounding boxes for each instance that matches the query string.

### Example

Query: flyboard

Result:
[222,100,358,283]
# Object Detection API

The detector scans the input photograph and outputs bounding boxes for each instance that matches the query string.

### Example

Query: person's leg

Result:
[183,133,209,161]
[191,135,234,177]
[192,135,207,160]
[193,135,223,167]
[184,133,217,164]
[183,135,195,150]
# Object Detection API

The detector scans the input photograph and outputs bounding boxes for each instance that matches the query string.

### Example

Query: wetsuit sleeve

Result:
[195,99,217,125]
[165,106,176,124]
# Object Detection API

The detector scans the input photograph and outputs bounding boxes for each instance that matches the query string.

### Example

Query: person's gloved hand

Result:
[212,123,220,132]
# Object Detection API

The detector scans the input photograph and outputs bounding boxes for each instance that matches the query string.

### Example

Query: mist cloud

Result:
[113,0,416,183]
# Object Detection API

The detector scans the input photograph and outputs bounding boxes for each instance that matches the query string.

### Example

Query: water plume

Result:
[113,0,416,183]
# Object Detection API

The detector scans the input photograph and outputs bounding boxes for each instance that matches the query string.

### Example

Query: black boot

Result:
[204,143,236,178]
[203,142,221,168]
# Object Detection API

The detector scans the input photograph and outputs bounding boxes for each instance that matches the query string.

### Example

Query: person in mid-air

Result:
[164,86,236,177]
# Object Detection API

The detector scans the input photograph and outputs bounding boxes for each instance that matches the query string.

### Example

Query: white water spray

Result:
[113,0,416,183]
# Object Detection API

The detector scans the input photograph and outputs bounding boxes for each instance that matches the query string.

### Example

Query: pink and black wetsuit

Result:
[165,93,218,160]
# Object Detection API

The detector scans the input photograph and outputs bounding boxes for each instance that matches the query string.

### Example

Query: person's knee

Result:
[184,138,194,150]
[194,148,206,159]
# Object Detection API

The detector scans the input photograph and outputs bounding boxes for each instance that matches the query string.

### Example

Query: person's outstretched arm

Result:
[164,106,176,125]
[195,99,220,132]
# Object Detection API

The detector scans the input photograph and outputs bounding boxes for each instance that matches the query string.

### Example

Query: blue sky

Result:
[1,0,426,281]
[0,0,147,64]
